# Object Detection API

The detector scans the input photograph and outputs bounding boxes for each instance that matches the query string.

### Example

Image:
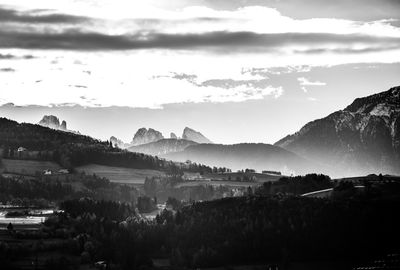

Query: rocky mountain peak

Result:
[131,127,164,146]
[61,120,67,130]
[182,127,212,144]
[110,136,128,149]
[170,132,178,139]
[38,115,66,131]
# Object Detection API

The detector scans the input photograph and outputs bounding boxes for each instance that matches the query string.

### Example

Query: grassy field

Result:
[0,158,61,176]
[175,180,261,188]
[203,172,284,182]
[76,164,166,184]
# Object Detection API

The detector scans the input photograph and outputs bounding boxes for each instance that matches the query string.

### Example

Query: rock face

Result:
[129,138,198,156]
[38,115,67,131]
[170,132,178,139]
[131,128,164,146]
[275,86,400,177]
[110,136,128,149]
[182,127,212,144]
[61,120,67,130]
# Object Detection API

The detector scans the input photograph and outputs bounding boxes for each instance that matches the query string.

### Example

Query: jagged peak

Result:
[131,127,164,146]
[182,127,212,144]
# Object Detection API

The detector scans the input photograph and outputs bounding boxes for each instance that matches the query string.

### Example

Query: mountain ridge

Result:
[163,143,318,175]
[275,86,400,176]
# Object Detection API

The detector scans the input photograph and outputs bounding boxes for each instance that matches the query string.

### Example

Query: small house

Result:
[183,172,204,181]
[43,169,52,175]
[58,169,69,174]
[17,147,27,152]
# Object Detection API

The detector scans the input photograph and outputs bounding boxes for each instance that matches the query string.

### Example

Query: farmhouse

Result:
[17,147,27,152]
[43,169,52,175]
[58,169,69,174]
[183,172,205,181]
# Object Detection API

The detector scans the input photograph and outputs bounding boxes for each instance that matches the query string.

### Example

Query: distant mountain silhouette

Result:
[131,128,164,146]
[110,136,130,149]
[275,86,400,177]
[182,127,212,144]
[38,115,80,134]
[38,115,67,131]
[163,143,316,175]
[128,138,198,156]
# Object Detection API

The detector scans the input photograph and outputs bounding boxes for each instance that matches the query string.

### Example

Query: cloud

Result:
[296,45,400,54]
[298,77,326,93]
[0,53,16,59]
[298,77,326,86]
[243,65,312,76]
[0,3,399,109]
[188,0,400,21]
[0,68,15,72]
[1,29,399,53]
[0,6,89,24]
[160,72,272,91]
[69,84,88,88]
[0,53,35,60]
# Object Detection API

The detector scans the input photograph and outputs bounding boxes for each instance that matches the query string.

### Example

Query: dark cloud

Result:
[0,6,89,24]
[69,85,88,88]
[0,29,399,53]
[0,68,15,72]
[295,45,400,54]
[0,53,35,60]
[0,53,16,59]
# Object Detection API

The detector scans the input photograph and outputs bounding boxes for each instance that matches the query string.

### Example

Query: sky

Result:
[0,0,400,144]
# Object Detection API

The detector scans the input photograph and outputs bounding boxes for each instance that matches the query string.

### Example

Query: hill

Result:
[0,117,169,171]
[163,143,317,175]
[275,86,400,177]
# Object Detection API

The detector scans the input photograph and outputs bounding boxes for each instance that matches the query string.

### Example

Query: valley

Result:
[0,85,400,269]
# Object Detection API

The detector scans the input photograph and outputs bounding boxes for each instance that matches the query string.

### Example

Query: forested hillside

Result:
[0,117,212,173]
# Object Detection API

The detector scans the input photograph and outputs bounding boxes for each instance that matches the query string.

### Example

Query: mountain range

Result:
[110,126,212,151]
[3,85,399,177]
[147,86,400,177]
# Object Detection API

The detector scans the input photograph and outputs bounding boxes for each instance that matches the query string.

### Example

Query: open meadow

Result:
[0,158,61,176]
[76,164,166,185]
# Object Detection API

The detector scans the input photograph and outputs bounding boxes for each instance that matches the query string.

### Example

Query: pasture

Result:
[0,158,61,176]
[175,180,261,188]
[76,164,166,184]
[204,172,283,182]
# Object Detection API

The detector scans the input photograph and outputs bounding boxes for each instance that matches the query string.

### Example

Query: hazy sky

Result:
[0,0,399,144]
